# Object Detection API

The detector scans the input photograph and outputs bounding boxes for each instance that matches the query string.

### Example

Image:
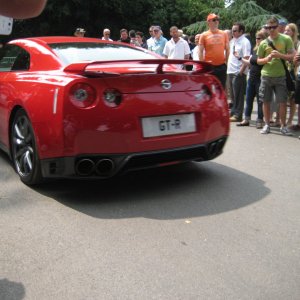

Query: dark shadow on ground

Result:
[0,278,25,300]
[33,161,270,220]
[0,151,15,181]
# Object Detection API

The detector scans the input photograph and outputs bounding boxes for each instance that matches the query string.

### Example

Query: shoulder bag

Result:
[267,39,295,91]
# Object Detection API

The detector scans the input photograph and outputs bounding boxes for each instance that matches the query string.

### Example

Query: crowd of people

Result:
[73,15,300,139]
[1,1,299,138]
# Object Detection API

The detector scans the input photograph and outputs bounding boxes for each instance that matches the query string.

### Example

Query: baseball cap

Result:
[207,13,219,21]
[76,28,86,33]
[278,19,287,26]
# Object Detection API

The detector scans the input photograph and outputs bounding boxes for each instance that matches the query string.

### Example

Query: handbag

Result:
[267,39,295,92]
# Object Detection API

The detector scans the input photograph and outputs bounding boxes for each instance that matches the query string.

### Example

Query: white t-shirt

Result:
[192,45,199,61]
[163,37,191,59]
[102,37,113,42]
[227,34,251,75]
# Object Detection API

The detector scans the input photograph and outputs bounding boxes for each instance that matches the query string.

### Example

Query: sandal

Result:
[236,120,249,127]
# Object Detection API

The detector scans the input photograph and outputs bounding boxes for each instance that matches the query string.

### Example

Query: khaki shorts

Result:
[259,76,288,103]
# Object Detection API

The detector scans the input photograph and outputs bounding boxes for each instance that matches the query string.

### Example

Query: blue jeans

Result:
[244,78,263,121]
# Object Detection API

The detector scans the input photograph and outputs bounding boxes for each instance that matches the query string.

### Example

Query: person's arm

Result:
[257,55,272,65]
[241,56,251,66]
[0,0,47,18]
[224,33,229,63]
[270,48,295,61]
[294,53,300,67]
[256,43,272,65]
[162,43,168,59]
[199,44,204,61]
[184,41,191,60]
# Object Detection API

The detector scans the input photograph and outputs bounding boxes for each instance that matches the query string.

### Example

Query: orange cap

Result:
[207,13,219,21]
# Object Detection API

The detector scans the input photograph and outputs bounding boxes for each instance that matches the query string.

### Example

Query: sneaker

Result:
[280,126,293,136]
[260,124,270,134]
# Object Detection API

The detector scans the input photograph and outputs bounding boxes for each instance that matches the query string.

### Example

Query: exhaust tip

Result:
[96,158,115,176]
[75,159,95,176]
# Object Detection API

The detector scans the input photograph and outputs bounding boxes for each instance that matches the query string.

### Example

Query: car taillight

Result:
[103,89,122,107]
[211,83,222,99]
[195,85,212,102]
[69,83,97,108]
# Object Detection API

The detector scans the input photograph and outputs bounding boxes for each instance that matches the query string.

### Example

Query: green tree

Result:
[254,0,300,25]
[6,0,209,41]
[183,0,282,36]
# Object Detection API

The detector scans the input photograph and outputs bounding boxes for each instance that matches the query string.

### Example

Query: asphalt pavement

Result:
[1,111,300,300]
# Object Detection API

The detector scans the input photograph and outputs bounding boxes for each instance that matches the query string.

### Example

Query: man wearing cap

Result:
[199,13,229,88]
[148,26,167,56]
[74,28,86,37]
[278,19,288,34]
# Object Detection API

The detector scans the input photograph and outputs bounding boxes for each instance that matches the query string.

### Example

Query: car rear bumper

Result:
[40,136,228,179]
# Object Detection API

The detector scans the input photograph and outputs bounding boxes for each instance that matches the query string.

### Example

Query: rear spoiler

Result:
[63,59,213,77]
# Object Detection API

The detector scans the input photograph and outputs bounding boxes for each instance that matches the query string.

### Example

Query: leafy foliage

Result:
[255,0,300,25]
[1,0,296,44]
[183,0,283,35]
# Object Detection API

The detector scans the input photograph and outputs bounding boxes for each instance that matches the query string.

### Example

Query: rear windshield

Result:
[49,42,155,65]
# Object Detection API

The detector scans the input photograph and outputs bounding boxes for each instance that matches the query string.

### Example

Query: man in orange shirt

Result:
[199,13,229,88]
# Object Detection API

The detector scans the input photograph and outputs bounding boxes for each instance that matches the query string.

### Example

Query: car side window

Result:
[0,45,30,72]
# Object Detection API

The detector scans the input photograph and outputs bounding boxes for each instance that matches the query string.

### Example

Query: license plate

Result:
[141,113,196,138]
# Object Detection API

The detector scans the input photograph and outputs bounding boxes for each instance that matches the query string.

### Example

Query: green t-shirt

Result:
[257,33,294,77]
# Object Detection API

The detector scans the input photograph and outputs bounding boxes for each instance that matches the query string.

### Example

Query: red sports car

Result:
[0,37,229,185]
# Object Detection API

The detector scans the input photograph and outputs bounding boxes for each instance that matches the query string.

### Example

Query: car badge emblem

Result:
[161,79,172,90]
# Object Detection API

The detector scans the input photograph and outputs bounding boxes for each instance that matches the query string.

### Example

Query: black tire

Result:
[10,109,43,185]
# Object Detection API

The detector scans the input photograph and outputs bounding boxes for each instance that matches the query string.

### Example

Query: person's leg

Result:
[259,76,272,134]
[255,79,264,123]
[263,102,271,126]
[234,74,247,121]
[294,80,300,127]
[226,74,233,108]
[287,97,296,127]
[279,102,287,126]
[274,76,292,135]
[244,79,256,120]
[212,64,227,89]
[229,73,237,118]
[237,78,255,126]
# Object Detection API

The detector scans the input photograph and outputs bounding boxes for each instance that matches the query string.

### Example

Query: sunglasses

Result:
[153,30,159,33]
[209,18,219,22]
[256,37,262,40]
[265,25,278,30]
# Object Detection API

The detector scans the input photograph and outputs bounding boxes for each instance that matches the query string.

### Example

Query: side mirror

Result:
[0,15,13,35]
